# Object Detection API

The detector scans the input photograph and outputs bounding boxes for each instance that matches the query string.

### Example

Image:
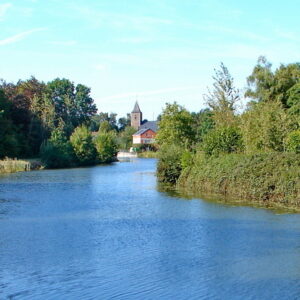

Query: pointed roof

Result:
[131,101,142,113]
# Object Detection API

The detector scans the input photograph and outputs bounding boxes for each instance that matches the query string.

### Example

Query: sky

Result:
[1,0,300,120]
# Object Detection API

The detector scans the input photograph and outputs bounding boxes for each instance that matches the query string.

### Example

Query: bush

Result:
[202,126,243,156]
[70,125,97,165]
[179,152,300,207]
[157,144,184,184]
[285,130,300,153]
[240,101,292,153]
[94,131,118,163]
[40,128,75,168]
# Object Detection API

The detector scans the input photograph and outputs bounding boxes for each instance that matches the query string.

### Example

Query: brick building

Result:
[131,102,157,145]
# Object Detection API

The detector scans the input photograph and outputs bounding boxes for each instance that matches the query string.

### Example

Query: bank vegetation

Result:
[157,57,300,208]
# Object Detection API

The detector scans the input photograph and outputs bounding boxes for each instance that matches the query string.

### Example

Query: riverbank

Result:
[0,158,44,174]
[0,158,31,174]
[138,151,158,158]
[177,152,300,209]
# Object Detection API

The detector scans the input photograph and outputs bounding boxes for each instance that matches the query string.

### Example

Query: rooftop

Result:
[131,101,142,113]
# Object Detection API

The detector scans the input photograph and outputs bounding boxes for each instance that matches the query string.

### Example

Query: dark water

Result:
[1,159,300,299]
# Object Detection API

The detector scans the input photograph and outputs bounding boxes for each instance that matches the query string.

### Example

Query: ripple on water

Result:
[1,159,300,299]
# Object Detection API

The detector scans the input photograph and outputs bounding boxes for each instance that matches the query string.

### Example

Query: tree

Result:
[94,131,118,163]
[0,89,19,158]
[156,102,195,147]
[45,78,97,135]
[192,109,214,143]
[40,126,75,168]
[99,120,113,133]
[245,57,300,107]
[70,125,97,165]
[90,112,118,132]
[245,56,274,103]
[287,83,300,116]
[118,126,136,150]
[202,126,243,156]
[204,63,239,127]
[118,113,131,131]
[285,130,300,153]
[240,101,292,153]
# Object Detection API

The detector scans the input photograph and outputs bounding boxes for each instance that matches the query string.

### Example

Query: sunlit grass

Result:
[0,158,30,174]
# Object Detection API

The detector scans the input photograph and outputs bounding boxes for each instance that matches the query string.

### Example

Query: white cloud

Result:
[0,28,46,46]
[0,3,12,20]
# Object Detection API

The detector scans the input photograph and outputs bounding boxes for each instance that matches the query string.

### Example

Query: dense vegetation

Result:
[157,57,300,207]
[0,77,135,170]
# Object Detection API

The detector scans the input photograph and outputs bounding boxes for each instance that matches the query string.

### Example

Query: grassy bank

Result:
[0,158,31,174]
[138,151,159,158]
[177,152,300,208]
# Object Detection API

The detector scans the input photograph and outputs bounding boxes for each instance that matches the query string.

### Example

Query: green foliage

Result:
[181,150,194,169]
[204,63,239,127]
[45,78,97,135]
[0,76,97,158]
[246,56,300,107]
[240,101,292,153]
[70,125,97,165]
[192,109,214,142]
[118,114,131,131]
[138,151,159,158]
[157,144,184,184]
[98,120,113,133]
[287,83,300,115]
[245,56,275,102]
[40,128,75,168]
[285,130,300,153]
[94,131,118,163]
[157,102,195,147]
[202,126,243,156]
[118,126,136,150]
[0,89,19,158]
[90,112,119,132]
[179,152,300,207]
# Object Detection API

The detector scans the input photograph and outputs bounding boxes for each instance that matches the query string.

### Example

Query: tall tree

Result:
[204,62,239,127]
[157,102,195,147]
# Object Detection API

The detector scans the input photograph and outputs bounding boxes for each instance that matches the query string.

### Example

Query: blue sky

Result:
[1,0,300,119]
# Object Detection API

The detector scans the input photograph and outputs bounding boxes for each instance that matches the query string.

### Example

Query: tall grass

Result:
[0,158,30,174]
[178,152,300,208]
[138,151,159,158]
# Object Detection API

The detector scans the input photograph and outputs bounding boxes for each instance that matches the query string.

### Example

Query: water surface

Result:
[1,159,300,299]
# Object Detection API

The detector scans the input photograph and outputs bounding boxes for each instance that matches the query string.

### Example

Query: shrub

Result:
[285,130,300,153]
[70,125,97,165]
[157,144,184,184]
[202,126,243,156]
[240,101,292,153]
[94,131,118,163]
[178,152,300,207]
[40,128,75,168]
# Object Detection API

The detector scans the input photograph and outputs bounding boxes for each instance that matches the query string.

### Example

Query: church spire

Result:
[131,101,142,130]
[131,101,141,113]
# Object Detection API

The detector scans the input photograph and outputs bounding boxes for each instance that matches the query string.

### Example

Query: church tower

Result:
[131,101,142,130]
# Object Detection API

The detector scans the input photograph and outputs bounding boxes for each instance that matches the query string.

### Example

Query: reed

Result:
[0,158,31,174]
[138,151,159,158]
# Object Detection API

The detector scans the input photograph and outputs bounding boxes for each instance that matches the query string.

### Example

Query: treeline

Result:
[157,57,300,206]
[0,77,136,168]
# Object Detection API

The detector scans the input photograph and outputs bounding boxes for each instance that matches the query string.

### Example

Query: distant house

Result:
[131,102,157,145]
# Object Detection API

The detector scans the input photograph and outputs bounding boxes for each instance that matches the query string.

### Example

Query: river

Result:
[0,158,300,299]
